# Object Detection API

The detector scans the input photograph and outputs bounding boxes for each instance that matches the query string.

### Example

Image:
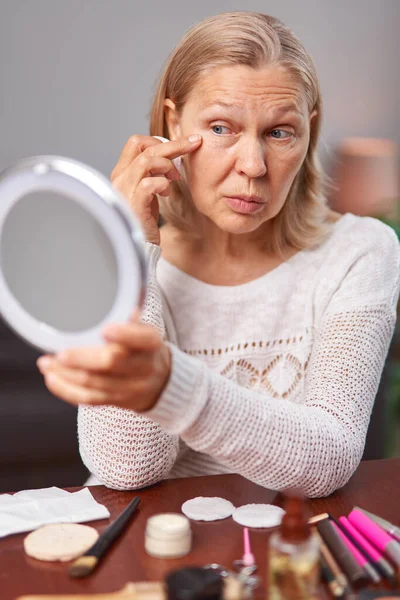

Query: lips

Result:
[228,195,265,204]
[224,195,266,214]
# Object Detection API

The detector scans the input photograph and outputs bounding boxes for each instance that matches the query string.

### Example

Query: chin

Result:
[213,213,267,235]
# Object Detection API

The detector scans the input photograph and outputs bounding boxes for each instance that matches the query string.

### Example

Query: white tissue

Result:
[0,486,110,538]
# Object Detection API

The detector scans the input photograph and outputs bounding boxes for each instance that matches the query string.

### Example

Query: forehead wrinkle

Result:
[199,100,241,112]
[199,98,305,120]
[197,86,303,115]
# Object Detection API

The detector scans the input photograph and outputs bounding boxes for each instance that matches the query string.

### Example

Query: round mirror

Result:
[0,156,147,352]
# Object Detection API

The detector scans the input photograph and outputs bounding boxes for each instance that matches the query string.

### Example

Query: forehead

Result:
[186,64,307,115]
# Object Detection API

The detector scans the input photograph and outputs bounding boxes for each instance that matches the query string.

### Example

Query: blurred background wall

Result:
[0,0,399,491]
[1,0,399,174]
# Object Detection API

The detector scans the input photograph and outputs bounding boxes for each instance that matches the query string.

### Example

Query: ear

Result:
[309,109,318,127]
[164,99,181,140]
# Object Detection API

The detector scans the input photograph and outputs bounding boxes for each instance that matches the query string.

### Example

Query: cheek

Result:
[185,144,229,185]
[271,143,308,180]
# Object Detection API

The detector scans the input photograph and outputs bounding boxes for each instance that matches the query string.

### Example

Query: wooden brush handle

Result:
[17,575,246,600]
[16,582,164,600]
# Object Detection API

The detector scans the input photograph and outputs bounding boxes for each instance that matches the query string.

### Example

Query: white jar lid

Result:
[146,513,191,541]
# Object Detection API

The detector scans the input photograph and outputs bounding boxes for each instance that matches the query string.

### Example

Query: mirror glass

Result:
[0,190,118,332]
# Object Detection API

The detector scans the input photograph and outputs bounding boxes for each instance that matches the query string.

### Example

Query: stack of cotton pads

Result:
[181,497,285,528]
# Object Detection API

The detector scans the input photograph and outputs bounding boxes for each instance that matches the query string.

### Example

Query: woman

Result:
[38,12,400,497]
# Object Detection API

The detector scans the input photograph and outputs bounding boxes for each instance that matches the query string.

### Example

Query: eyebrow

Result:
[199,101,303,118]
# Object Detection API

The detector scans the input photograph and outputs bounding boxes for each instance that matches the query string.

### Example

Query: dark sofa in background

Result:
[0,319,88,493]
[0,318,395,494]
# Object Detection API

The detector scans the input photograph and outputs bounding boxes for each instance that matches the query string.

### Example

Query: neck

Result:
[190,216,278,263]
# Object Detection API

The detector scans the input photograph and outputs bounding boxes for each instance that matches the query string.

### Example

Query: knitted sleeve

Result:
[77,243,180,490]
[145,229,400,497]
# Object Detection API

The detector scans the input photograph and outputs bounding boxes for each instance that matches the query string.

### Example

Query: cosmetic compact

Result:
[0,155,147,353]
[145,513,192,558]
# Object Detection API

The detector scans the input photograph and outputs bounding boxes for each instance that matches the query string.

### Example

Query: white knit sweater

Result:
[79,214,400,497]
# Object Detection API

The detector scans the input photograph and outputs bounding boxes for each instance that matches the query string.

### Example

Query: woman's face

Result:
[165,64,316,236]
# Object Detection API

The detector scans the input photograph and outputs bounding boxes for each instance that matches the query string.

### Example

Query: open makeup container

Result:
[0,155,147,353]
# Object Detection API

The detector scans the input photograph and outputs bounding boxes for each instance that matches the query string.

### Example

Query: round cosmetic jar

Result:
[145,513,192,558]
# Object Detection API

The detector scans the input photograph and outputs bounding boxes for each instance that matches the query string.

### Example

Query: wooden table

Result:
[1,458,400,600]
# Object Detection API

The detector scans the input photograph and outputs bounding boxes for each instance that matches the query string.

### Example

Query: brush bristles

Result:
[68,555,98,578]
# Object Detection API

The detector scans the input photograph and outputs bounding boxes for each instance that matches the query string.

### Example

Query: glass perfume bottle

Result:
[268,492,320,599]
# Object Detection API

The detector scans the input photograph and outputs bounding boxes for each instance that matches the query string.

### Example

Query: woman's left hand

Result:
[36,313,171,412]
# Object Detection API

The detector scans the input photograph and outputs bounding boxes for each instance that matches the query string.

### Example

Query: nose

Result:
[234,137,267,179]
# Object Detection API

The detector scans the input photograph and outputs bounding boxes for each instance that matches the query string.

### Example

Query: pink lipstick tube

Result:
[339,516,395,581]
[332,522,380,583]
[348,509,400,567]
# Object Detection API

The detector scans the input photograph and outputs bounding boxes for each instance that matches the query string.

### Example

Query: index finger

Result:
[56,343,130,372]
[112,135,163,179]
[143,134,202,161]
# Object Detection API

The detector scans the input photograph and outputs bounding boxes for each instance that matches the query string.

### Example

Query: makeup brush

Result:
[316,518,368,588]
[69,496,140,578]
[315,529,350,594]
[308,513,329,525]
[320,554,346,598]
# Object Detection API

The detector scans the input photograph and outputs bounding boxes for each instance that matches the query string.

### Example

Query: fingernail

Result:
[102,324,117,337]
[57,351,69,364]
[37,357,51,370]
[188,134,201,143]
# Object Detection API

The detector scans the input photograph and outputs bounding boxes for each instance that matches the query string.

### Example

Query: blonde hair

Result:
[150,11,332,254]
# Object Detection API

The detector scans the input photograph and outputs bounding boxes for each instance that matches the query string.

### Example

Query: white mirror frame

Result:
[0,156,147,352]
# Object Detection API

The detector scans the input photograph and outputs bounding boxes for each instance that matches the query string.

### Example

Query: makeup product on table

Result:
[331,520,380,583]
[233,527,256,571]
[348,509,400,568]
[316,518,368,588]
[339,516,396,584]
[320,554,345,598]
[24,523,99,562]
[166,567,223,600]
[181,497,235,522]
[354,507,400,541]
[315,529,350,594]
[308,513,329,526]
[232,504,285,528]
[145,513,192,558]
[68,496,140,578]
[17,568,250,600]
[268,491,320,599]
[16,583,165,600]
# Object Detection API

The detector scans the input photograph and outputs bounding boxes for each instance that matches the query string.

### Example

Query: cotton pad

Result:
[232,504,285,528]
[181,497,235,521]
[24,523,99,562]
[152,136,182,172]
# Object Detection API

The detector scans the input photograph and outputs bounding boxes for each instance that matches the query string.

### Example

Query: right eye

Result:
[211,125,231,135]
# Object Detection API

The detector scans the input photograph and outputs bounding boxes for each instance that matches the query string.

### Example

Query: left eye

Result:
[212,125,231,135]
[270,129,292,139]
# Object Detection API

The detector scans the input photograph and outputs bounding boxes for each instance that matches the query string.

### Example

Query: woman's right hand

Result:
[110,134,202,245]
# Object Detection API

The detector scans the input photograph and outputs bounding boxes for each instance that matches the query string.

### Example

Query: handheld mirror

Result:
[0,155,147,353]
